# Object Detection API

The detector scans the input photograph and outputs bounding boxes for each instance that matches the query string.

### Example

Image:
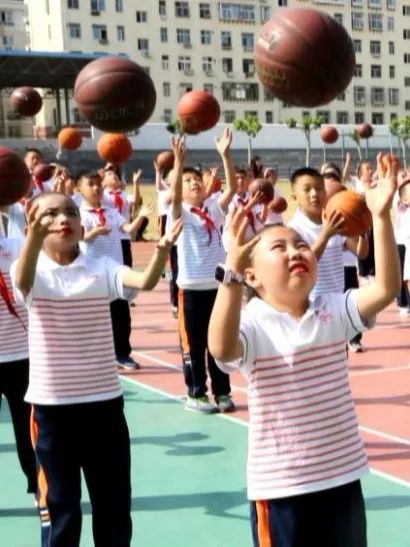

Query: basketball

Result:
[0,147,31,206]
[254,8,355,107]
[325,190,372,237]
[321,126,339,145]
[177,90,220,135]
[269,196,287,214]
[358,123,373,139]
[33,163,55,182]
[249,178,274,204]
[58,127,83,150]
[74,56,157,132]
[10,87,42,117]
[97,133,132,164]
[156,151,175,172]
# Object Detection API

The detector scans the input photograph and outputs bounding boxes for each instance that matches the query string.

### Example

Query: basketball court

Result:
[1,241,409,546]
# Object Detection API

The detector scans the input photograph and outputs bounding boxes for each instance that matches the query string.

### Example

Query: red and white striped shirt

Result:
[11,252,128,405]
[217,291,372,500]
[0,238,28,363]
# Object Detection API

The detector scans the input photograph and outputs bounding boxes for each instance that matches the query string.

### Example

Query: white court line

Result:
[350,365,410,376]
[359,425,410,447]
[120,375,410,490]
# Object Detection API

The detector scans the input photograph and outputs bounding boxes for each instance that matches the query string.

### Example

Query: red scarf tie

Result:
[190,206,221,246]
[34,177,44,193]
[109,190,124,213]
[237,197,256,233]
[0,270,26,330]
[90,207,107,225]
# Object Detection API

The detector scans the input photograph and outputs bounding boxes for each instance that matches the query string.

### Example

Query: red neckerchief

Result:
[89,207,107,225]
[0,270,26,330]
[109,190,123,213]
[237,197,256,233]
[190,206,221,246]
[33,177,44,193]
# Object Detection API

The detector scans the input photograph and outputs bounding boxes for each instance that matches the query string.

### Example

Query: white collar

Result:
[38,250,86,271]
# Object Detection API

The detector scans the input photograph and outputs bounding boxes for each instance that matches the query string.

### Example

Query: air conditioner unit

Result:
[184,69,194,76]
[183,42,192,49]
[91,10,100,15]
[99,38,108,44]
[141,50,150,58]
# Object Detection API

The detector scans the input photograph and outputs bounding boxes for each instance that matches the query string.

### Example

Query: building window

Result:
[371,64,381,77]
[163,82,171,97]
[68,0,79,8]
[387,0,396,8]
[355,112,365,123]
[202,56,213,73]
[405,76,410,86]
[354,64,362,77]
[136,11,147,22]
[177,29,191,45]
[159,0,166,16]
[161,55,169,70]
[117,25,125,41]
[334,13,343,25]
[278,0,288,6]
[353,39,362,53]
[369,13,383,31]
[221,31,232,49]
[354,86,366,104]
[371,87,385,104]
[370,40,381,56]
[405,53,410,63]
[92,24,107,41]
[219,3,256,23]
[403,5,410,14]
[351,0,363,6]
[317,111,330,123]
[2,35,13,47]
[372,112,384,124]
[163,109,172,123]
[406,101,410,111]
[137,39,149,53]
[201,30,211,45]
[115,0,123,11]
[352,12,364,30]
[177,56,191,71]
[265,111,273,123]
[179,83,193,95]
[175,1,190,17]
[243,59,255,76]
[389,65,395,78]
[204,83,214,94]
[224,110,236,123]
[160,28,168,42]
[387,17,394,31]
[389,88,399,104]
[389,41,395,54]
[336,111,349,124]
[368,0,382,7]
[260,6,271,22]
[404,29,410,38]
[199,3,211,18]
[68,23,81,38]
[222,58,233,73]
[222,83,259,101]
[242,32,254,51]
[91,0,105,12]
[390,113,397,120]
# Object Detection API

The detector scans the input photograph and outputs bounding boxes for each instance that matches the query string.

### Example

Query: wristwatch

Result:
[215,264,244,285]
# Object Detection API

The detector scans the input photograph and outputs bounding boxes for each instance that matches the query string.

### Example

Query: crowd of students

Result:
[0,136,408,546]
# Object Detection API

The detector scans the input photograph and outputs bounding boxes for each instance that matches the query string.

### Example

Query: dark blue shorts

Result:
[250,480,367,547]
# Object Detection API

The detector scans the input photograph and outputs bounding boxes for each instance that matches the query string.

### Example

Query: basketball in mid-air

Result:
[97,133,132,164]
[177,91,220,135]
[0,147,31,206]
[10,87,43,117]
[321,126,339,144]
[249,178,274,204]
[33,163,55,182]
[325,190,372,237]
[156,151,175,172]
[58,127,83,150]
[254,8,355,107]
[74,56,157,132]
[358,123,373,139]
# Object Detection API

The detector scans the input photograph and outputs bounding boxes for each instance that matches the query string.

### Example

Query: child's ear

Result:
[244,267,259,290]
[290,188,297,201]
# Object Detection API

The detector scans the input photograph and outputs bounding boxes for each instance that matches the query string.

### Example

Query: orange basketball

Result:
[325,190,372,237]
[249,178,274,204]
[269,196,287,214]
[357,123,373,139]
[156,150,174,172]
[321,126,339,144]
[58,127,83,150]
[0,147,31,206]
[97,133,132,164]
[177,90,220,135]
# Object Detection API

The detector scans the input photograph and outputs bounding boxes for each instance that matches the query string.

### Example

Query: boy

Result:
[288,167,368,299]
[11,191,181,547]
[78,171,153,369]
[208,157,400,547]
[170,128,236,413]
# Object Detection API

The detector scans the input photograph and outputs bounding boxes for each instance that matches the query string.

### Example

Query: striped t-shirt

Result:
[288,208,345,297]
[217,291,371,500]
[0,238,28,363]
[11,252,128,405]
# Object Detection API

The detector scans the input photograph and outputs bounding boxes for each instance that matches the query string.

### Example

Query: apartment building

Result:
[19,0,410,133]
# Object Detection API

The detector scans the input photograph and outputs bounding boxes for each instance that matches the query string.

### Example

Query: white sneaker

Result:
[348,342,364,353]
[399,307,410,317]
[184,395,218,414]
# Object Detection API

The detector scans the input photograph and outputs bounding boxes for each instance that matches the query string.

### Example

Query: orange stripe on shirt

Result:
[256,500,273,547]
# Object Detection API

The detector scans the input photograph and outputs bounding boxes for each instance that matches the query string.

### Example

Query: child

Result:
[11,191,181,547]
[396,173,410,314]
[208,158,400,547]
[170,128,237,414]
[262,167,287,225]
[288,167,368,299]
[78,171,153,369]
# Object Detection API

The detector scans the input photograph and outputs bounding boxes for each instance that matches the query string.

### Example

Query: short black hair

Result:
[183,166,202,179]
[24,147,42,157]
[399,179,410,199]
[235,167,248,176]
[290,167,323,186]
[76,170,101,185]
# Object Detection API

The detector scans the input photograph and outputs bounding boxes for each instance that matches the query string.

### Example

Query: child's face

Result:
[24,151,42,172]
[103,170,121,190]
[266,171,278,185]
[65,178,76,195]
[235,172,249,194]
[78,176,103,206]
[359,162,373,184]
[182,171,205,205]
[291,175,326,219]
[246,225,317,306]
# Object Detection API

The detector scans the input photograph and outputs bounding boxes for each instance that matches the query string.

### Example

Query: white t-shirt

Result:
[217,291,372,501]
[393,192,410,246]
[7,201,26,242]
[255,186,285,226]
[157,189,171,217]
[222,193,264,252]
[288,209,345,297]
[11,252,129,405]
[102,189,133,241]
[0,238,28,362]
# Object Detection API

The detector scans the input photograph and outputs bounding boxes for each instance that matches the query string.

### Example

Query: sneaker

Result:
[215,395,235,413]
[399,307,410,317]
[117,356,141,370]
[184,395,218,414]
[348,342,364,353]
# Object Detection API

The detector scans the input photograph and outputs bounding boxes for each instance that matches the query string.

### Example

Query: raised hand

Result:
[171,136,186,164]
[26,204,60,242]
[321,208,346,237]
[226,207,261,274]
[139,203,155,218]
[366,154,399,217]
[215,127,233,157]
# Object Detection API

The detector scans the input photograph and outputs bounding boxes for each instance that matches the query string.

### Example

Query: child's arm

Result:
[216,128,237,211]
[121,219,182,290]
[121,203,154,234]
[82,224,112,242]
[344,234,369,259]
[342,152,352,183]
[208,208,260,362]
[170,137,186,221]
[204,166,219,198]
[311,210,346,260]
[354,156,401,321]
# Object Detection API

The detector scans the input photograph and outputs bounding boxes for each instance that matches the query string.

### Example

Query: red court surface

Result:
[129,241,410,489]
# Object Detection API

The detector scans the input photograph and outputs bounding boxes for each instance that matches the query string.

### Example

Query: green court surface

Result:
[1,378,409,546]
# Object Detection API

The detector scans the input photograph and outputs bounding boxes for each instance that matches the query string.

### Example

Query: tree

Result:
[348,129,363,161]
[233,114,263,165]
[166,119,182,135]
[286,114,323,166]
[389,116,410,167]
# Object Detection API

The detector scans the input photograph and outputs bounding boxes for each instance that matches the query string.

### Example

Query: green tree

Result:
[348,129,363,161]
[286,114,323,166]
[166,119,182,135]
[389,116,410,167]
[233,114,263,165]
